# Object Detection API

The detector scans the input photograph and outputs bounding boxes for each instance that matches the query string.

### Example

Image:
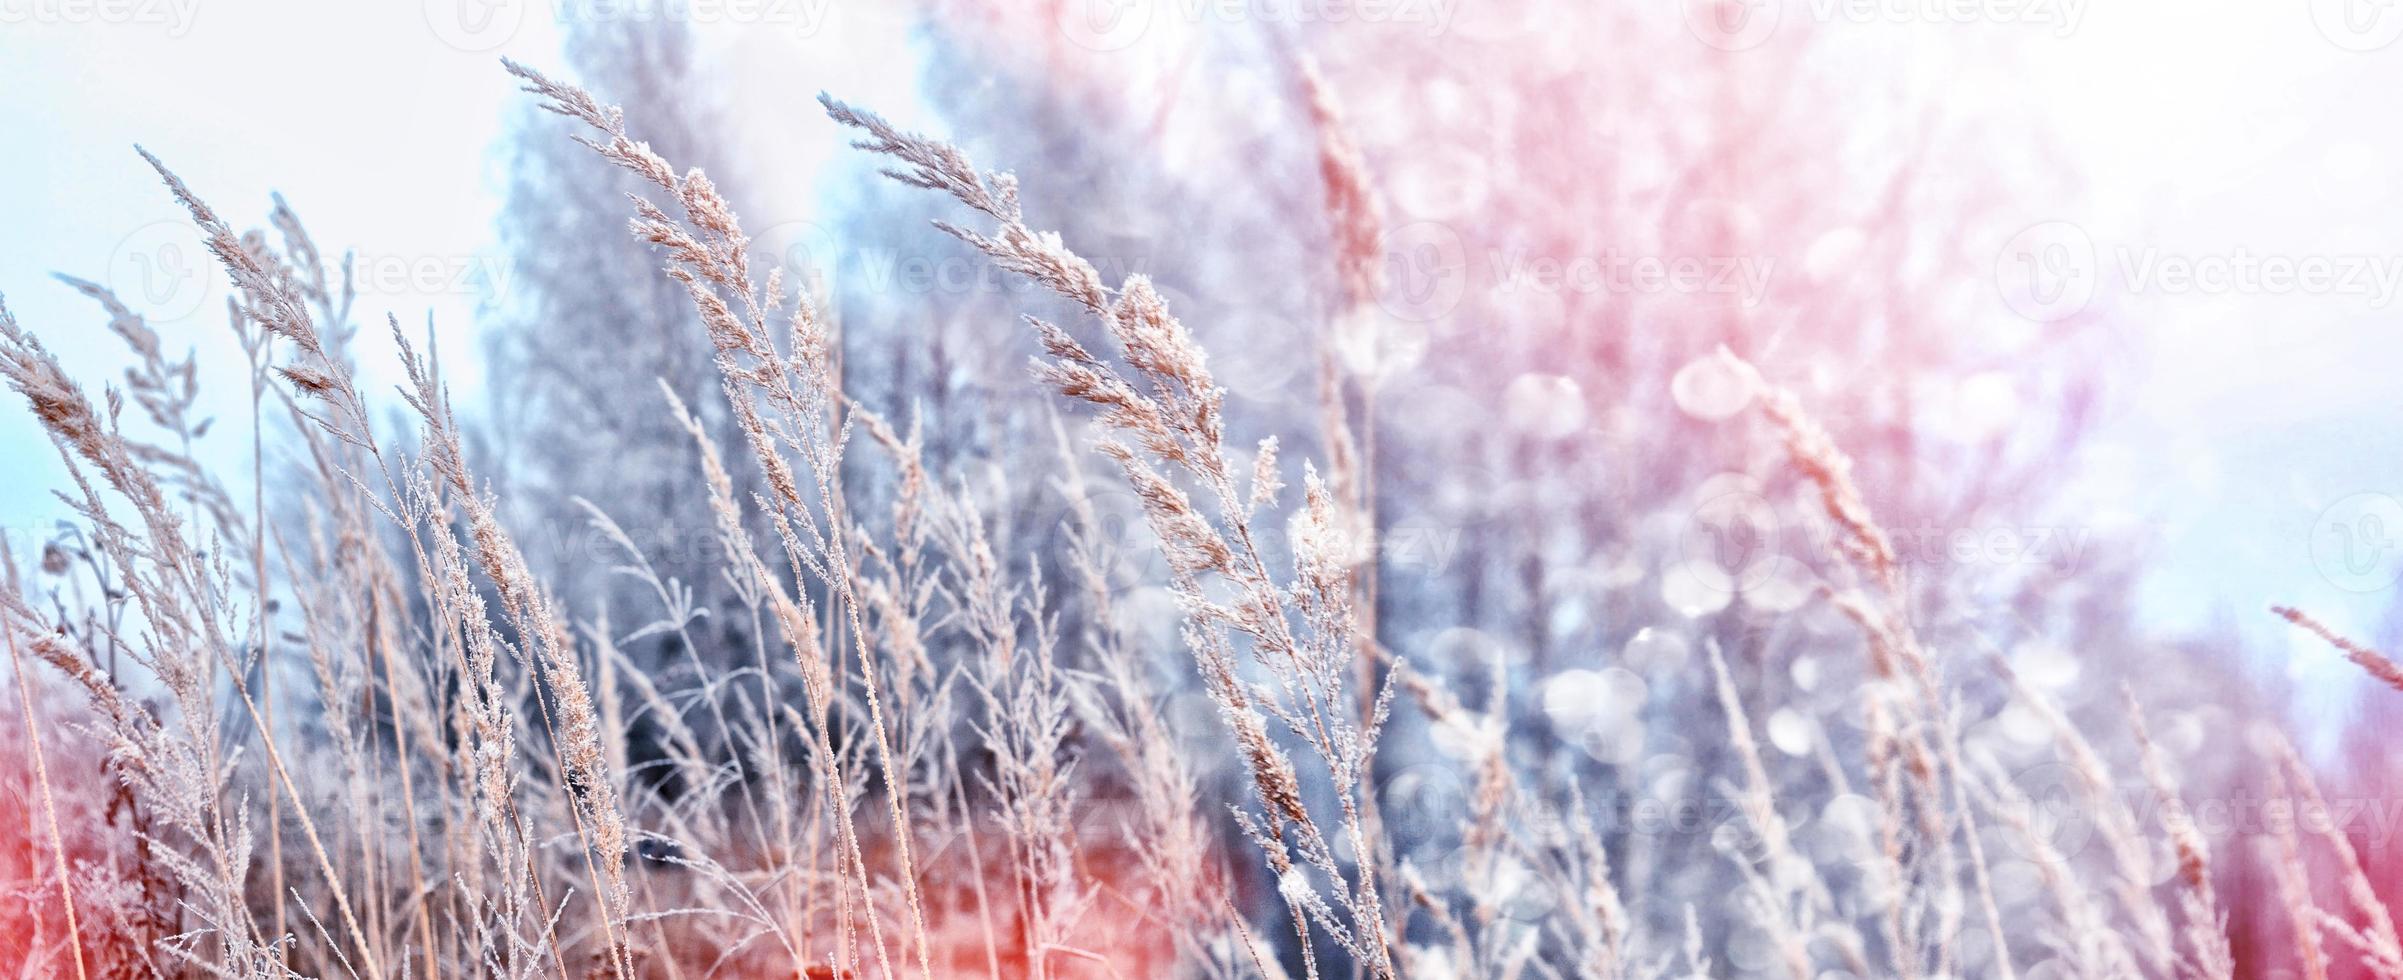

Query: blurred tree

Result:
[484,20,766,666]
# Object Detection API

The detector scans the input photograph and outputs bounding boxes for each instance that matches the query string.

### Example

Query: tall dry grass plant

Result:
[0,51,2394,980]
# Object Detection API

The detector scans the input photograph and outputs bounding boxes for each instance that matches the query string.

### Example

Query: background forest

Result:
[3,2,2403,977]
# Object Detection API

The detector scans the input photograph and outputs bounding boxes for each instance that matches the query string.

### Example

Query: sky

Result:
[0,2,566,537]
[0,0,926,546]
[3,0,2401,714]
[2002,0,2403,697]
